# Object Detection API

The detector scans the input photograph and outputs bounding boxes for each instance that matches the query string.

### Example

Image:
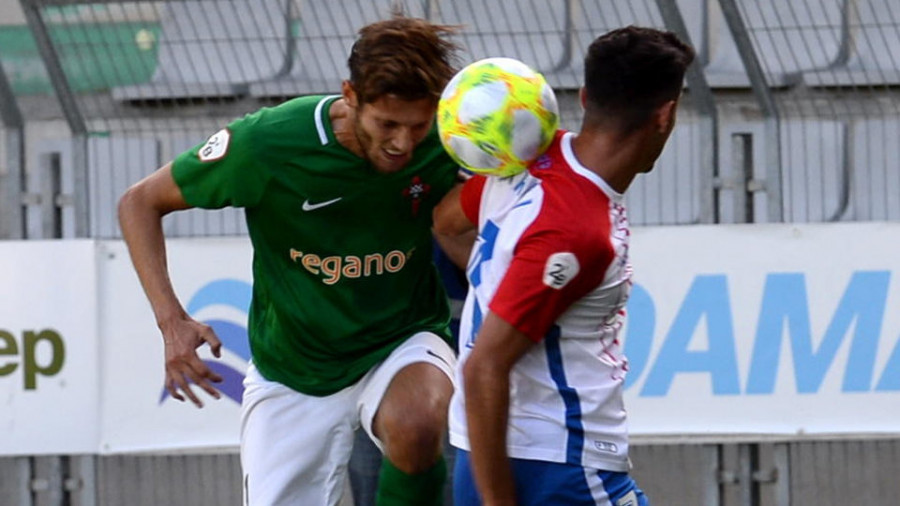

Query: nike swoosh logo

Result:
[302,197,342,211]
[426,349,451,367]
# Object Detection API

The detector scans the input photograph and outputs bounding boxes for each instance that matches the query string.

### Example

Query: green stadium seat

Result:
[113,0,291,101]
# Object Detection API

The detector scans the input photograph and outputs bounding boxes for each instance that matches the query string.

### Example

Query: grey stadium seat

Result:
[803,0,900,87]
[567,0,706,90]
[113,0,291,101]
[250,0,427,98]
[704,0,845,88]
[433,0,573,87]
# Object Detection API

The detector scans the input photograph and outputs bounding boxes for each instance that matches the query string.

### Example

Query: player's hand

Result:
[160,315,224,408]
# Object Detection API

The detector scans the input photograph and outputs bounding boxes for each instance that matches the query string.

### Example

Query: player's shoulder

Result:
[268,94,336,118]
[526,174,617,250]
[534,131,617,210]
[230,95,337,142]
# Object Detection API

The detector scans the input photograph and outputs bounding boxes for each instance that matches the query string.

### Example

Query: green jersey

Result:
[172,95,458,396]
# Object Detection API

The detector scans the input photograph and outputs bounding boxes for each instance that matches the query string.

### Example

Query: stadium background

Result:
[1,0,899,504]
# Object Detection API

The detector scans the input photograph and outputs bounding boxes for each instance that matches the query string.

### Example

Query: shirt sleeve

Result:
[171,111,271,209]
[460,175,487,225]
[488,227,613,342]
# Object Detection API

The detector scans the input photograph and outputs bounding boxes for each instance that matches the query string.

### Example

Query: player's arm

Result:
[433,183,473,236]
[463,312,535,506]
[118,162,223,408]
[433,175,485,269]
[433,183,476,269]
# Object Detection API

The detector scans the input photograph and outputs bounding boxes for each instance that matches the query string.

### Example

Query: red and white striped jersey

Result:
[448,131,634,471]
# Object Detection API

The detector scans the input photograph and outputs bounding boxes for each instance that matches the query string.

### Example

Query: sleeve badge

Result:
[542,252,579,289]
[198,128,230,162]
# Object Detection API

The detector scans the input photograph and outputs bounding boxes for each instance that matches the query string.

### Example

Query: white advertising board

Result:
[0,240,100,455]
[623,222,900,438]
[3,222,900,455]
[98,238,252,453]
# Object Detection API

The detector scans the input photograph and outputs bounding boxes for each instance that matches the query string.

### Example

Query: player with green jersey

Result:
[172,93,456,395]
[119,16,462,506]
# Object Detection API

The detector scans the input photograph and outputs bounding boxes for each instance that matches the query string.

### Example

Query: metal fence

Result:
[4,440,900,505]
[0,0,894,239]
[2,0,896,240]
[0,57,25,240]
[716,0,900,223]
[2,0,718,239]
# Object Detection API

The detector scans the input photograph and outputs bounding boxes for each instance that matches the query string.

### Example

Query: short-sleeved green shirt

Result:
[172,95,458,396]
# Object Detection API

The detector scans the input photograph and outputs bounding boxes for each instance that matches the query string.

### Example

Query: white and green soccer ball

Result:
[437,57,559,177]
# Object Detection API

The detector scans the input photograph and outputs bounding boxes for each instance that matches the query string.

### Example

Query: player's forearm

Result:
[463,356,517,505]
[118,186,186,328]
[432,183,474,236]
[433,228,476,270]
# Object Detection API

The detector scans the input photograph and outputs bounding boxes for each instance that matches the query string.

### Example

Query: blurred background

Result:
[1,0,899,505]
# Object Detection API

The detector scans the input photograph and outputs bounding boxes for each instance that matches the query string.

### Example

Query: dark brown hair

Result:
[584,26,695,133]
[348,16,460,105]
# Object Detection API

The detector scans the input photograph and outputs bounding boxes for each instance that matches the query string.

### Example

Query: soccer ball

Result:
[437,57,559,177]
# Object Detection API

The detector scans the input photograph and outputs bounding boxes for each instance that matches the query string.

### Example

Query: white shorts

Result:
[239,332,456,506]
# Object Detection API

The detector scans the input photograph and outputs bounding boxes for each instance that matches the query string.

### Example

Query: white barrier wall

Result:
[2,223,899,455]
[626,223,900,437]
[0,240,100,454]
[97,239,251,453]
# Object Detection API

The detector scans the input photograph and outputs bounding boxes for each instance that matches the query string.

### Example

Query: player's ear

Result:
[579,87,588,110]
[655,99,678,135]
[342,80,358,108]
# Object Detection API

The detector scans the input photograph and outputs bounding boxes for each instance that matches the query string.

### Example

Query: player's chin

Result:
[373,152,411,173]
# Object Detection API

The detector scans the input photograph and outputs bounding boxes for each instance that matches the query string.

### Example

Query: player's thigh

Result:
[453,449,649,506]
[358,331,456,451]
[240,363,357,506]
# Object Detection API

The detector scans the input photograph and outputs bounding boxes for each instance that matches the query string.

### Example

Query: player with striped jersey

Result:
[434,26,695,506]
[119,16,462,506]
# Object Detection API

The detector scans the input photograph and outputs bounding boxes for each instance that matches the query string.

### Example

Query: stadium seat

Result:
[113,0,291,101]
[249,1,427,98]
[566,0,707,90]
[803,0,900,87]
[432,0,573,87]
[704,0,844,88]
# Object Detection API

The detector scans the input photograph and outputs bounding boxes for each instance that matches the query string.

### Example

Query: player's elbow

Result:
[118,179,165,235]
[117,183,143,228]
[119,163,187,232]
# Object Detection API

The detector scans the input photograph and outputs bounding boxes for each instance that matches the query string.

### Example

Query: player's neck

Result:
[330,98,365,158]
[571,128,654,193]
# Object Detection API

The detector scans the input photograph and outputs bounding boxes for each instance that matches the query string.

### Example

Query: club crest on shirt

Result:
[543,252,579,289]
[402,176,431,217]
[198,128,230,162]
[533,153,553,170]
